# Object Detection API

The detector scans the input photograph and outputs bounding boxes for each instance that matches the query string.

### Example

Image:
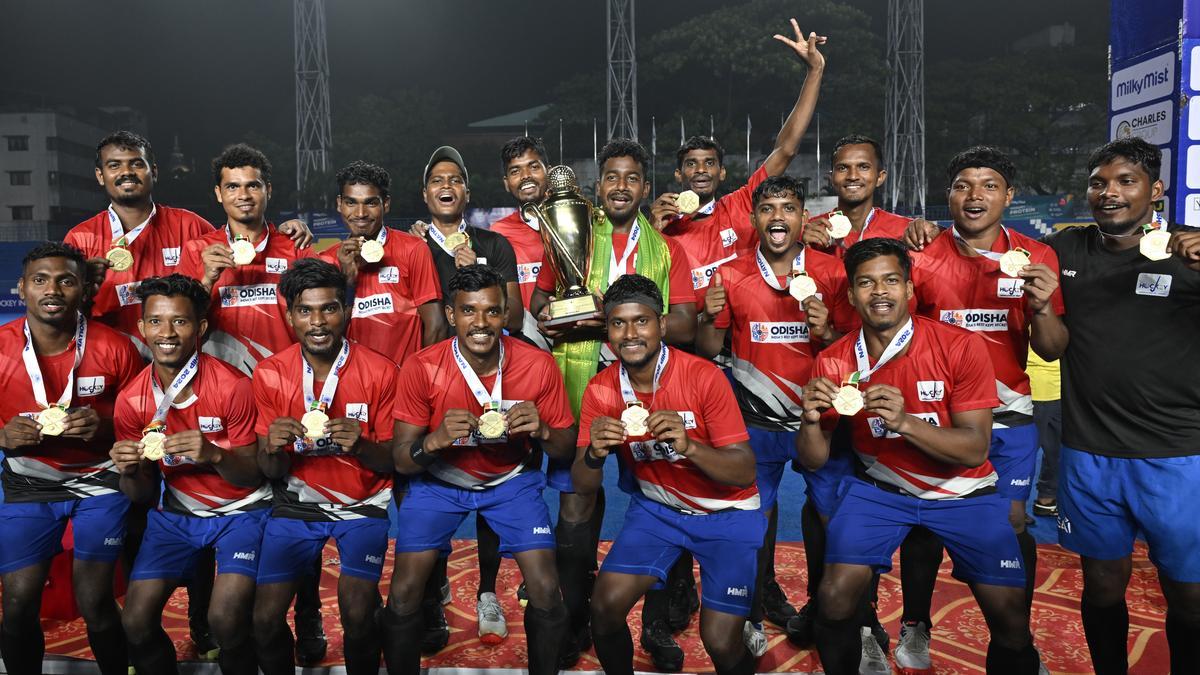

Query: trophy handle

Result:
[521,202,548,224]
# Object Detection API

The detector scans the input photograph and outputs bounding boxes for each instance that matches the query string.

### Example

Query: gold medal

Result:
[620,404,650,437]
[477,409,507,439]
[789,273,818,302]
[231,237,257,266]
[301,409,329,440]
[105,246,134,272]
[832,385,864,416]
[1140,229,1171,261]
[998,248,1032,277]
[827,212,853,239]
[37,405,68,436]
[444,232,469,250]
[141,421,167,461]
[676,190,701,215]
[360,239,385,263]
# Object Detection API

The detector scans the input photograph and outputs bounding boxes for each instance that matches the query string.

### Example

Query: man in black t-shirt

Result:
[1042,138,1200,674]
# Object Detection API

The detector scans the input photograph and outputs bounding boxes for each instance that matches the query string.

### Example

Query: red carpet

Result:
[24,540,1169,673]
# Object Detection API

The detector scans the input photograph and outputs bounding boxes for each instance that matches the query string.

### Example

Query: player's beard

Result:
[1095,212,1145,237]
[618,340,661,371]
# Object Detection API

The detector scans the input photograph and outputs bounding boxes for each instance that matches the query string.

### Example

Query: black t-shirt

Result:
[1045,224,1200,458]
[411,224,520,305]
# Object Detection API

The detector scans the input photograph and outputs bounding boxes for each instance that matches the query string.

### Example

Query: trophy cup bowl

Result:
[523,165,602,326]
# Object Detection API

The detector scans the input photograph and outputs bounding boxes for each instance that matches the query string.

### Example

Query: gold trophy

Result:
[522,165,602,326]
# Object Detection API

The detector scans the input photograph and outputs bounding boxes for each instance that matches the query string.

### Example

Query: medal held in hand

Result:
[105,237,134,272]
[620,404,650,437]
[1140,228,1171,261]
[360,239,385,263]
[998,247,1032,277]
[141,421,167,461]
[832,373,864,416]
[301,408,329,440]
[676,190,701,215]
[789,273,818,302]
[444,231,469,250]
[477,408,507,439]
[38,405,68,436]
[231,235,257,266]
[827,212,853,239]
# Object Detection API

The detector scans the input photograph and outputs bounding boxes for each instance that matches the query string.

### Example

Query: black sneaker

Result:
[762,579,798,628]
[294,612,328,666]
[868,616,890,654]
[784,602,816,647]
[1033,499,1058,517]
[558,623,592,670]
[189,617,219,660]
[665,577,699,632]
[421,597,451,654]
[640,619,684,672]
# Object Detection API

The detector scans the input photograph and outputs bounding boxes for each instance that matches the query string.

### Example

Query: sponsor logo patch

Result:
[198,416,224,433]
[220,284,277,308]
[76,376,106,397]
[938,309,1008,332]
[726,586,749,597]
[365,554,383,565]
[378,266,400,284]
[679,411,697,430]
[1135,273,1172,297]
[868,412,940,438]
[720,228,738,248]
[916,380,944,402]
[629,440,681,463]
[161,247,181,267]
[532,526,552,535]
[345,403,369,422]
[265,257,288,274]
[353,293,395,318]
[116,282,142,307]
[750,321,810,343]
[1000,558,1022,569]
[997,278,1025,298]
[517,262,542,284]
[232,551,256,561]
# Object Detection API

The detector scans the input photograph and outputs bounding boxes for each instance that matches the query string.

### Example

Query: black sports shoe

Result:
[785,602,816,647]
[421,597,451,654]
[558,622,593,670]
[665,577,699,632]
[294,612,328,666]
[640,619,684,672]
[762,579,798,628]
[868,616,890,654]
[1033,499,1058,517]
[189,617,219,660]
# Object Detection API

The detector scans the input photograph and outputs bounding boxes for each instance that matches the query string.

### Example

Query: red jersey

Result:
[0,319,143,501]
[713,248,856,430]
[811,207,911,259]
[114,354,268,517]
[911,229,1065,425]
[318,229,440,366]
[535,229,698,307]
[663,165,767,289]
[393,336,574,489]
[578,347,758,513]
[65,205,214,354]
[814,316,1000,499]
[177,223,317,375]
[252,342,397,521]
[490,211,552,350]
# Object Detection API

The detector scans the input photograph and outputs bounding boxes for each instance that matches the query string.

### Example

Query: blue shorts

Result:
[1058,446,1200,583]
[257,517,389,584]
[131,509,269,580]
[546,456,574,493]
[601,497,766,616]
[825,478,1025,587]
[394,471,555,555]
[990,423,1039,501]
[801,446,855,518]
[748,426,796,511]
[0,491,129,574]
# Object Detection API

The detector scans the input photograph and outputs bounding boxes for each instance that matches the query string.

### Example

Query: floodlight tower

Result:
[883,0,925,213]
[607,0,638,141]
[295,0,332,206]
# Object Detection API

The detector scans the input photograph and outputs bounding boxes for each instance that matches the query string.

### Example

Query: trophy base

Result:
[546,294,601,327]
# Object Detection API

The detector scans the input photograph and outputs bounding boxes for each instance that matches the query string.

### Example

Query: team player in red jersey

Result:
[321,160,445,361]
[382,265,576,675]
[797,239,1041,675]
[695,175,855,658]
[109,275,269,675]
[803,135,914,257]
[66,131,313,356]
[0,243,143,675]
[573,274,762,675]
[649,18,827,290]
[893,147,1067,674]
[251,260,398,675]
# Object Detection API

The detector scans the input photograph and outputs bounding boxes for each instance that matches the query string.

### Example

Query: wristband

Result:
[409,436,436,468]
[583,447,607,469]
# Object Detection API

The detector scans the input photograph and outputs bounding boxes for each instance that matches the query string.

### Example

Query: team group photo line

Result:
[1,15,1197,675]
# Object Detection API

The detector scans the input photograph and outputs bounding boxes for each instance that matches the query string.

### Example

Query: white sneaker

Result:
[894,620,933,674]
[1039,659,1051,675]
[859,626,891,674]
[743,620,768,658]
[477,592,508,645]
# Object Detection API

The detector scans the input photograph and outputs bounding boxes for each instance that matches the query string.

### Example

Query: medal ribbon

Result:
[754,249,806,292]
[428,221,468,256]
[21,314,87,409]
[835,207,877,247]
[618,344,670,408]
[451,337,504,411]
[302,339,351,413]
[608,221,643,284]
[150,350,200,424]
[950,224,1013,262]
[1141,210,1167,235]
[852,318,914,383]
[107,203,157,247]
[696,199,716,216]
[225,225,270,255]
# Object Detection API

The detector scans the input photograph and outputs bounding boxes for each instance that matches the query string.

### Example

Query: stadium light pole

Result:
[884,0,926,215]
[607,0,638,141]
[295,0,332,209]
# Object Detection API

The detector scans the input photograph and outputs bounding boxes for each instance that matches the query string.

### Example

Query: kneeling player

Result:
[382,265,575,675]
[251,260,398,674]
[796,239,1040,674]
[111,275,269,675]
[575,275,763,675]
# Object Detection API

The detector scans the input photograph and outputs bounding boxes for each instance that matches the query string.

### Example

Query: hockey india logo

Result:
[751,323,769,342]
